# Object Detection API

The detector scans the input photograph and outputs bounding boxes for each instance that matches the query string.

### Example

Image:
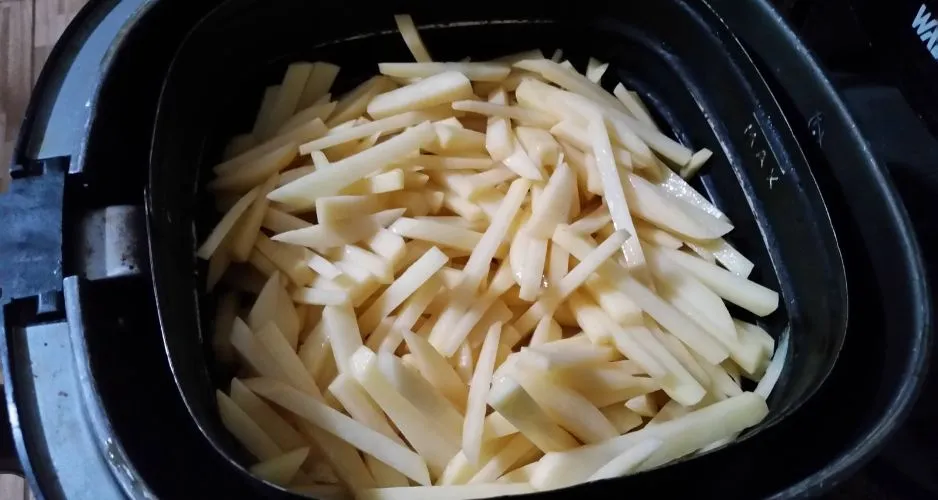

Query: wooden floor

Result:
[1,0,87,493]
[1,0,86,191]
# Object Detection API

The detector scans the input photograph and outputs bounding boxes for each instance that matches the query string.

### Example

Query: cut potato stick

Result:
[586,58,609,84]
[468,434,537,484]
[402,329,469,411]
[262,207,310,233]
[512,229,629,337]
[230,378,307,451]
[300,109,448,155]
[257,322,321,397]
[389,217,485,253]
[515,126,560,169]
[256,62,314,140]
[217,391,282,460]
[487,376,578,453]
[358,483,534,500]
[588,116,646,273]
[394,14,432,63]
[379,62,510,82]
[528,316,562,347]
[484,89,513,162]
[271,211,392,251]
[298,62,340,109]
[625,173,732,240]
[456,178,532,296]
[250,447,309,486]
[453,100,557,128]
[212,291,239,363]
[551,227,729,365]
[247,378,431,485]
[230,317,286,380]
[344,169,407,195]
[210,143,299,192]
[430,124,487,155]
[198,187,260,259]
[295,420,377,491]
[358,246,448,333]
[328,76,396,126]
[269,122,436,210]
[625,394,659,418]
[254,234,316,286]
[368,71,473,120]
[519,237,547,301]
[530,392,769,489]
[322,303,364,374]
[216,117,327,176]
[378,352,464,445]
[601,405,644,434]
[324,367,395,443]
[230,174,279,261]
[587,439,661,481]
[681,148,713,179]
[514,59,626,115]
[526,162,576,238]
[612,84,658,130]
[512,365,618,444]
[662,248,779,317]
[463,323,503,464]
[351,347,459,476]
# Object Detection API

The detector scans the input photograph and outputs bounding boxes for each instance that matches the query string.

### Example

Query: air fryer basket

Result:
[147,0,848,496]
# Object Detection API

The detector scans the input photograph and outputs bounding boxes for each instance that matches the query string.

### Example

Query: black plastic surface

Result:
[147,0,848,496]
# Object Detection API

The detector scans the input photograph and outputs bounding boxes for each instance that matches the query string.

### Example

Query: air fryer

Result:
[0,0,930,499]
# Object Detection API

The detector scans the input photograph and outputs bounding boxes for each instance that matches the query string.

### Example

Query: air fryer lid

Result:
[148,0,856,497]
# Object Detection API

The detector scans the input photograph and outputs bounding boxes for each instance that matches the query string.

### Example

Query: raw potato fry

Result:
[586,58,609,84]
[323,303,364,374]
[394,14,432,63]
[250,447,310,486]
[271,211,396,251]
[358,246,448,333]
[262,207,310,233]
[378,353,464,444]
[351,347,460,476]
[587,439,661,481]
[380,62,511,82]
[204,32,783,497]
[358,483,534,500]
[328,76,396,126]
[463,323,503,464]
[468,434,536,484]
[298,62,340,109]
[487,376,578,453]
[485,89,513,162]
[269,123,436,210]
[662,248,779,317]
[257,322,321,396]
[217,391,282,461]
[530,393,769,490]
[230,378,307,451]
[402,329,469,411]
[300,109,448,155]
[368,71,473,120]
[512,365,619,444]
[256,62,314,140]
[198,187,260,259]
[247,378,432,485]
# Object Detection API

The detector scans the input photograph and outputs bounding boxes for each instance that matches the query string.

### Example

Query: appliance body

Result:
[0,0,930,499]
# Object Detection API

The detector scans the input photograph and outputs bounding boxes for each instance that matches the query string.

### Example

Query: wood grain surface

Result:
[1,0,86,492]
[1,0,85,192]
